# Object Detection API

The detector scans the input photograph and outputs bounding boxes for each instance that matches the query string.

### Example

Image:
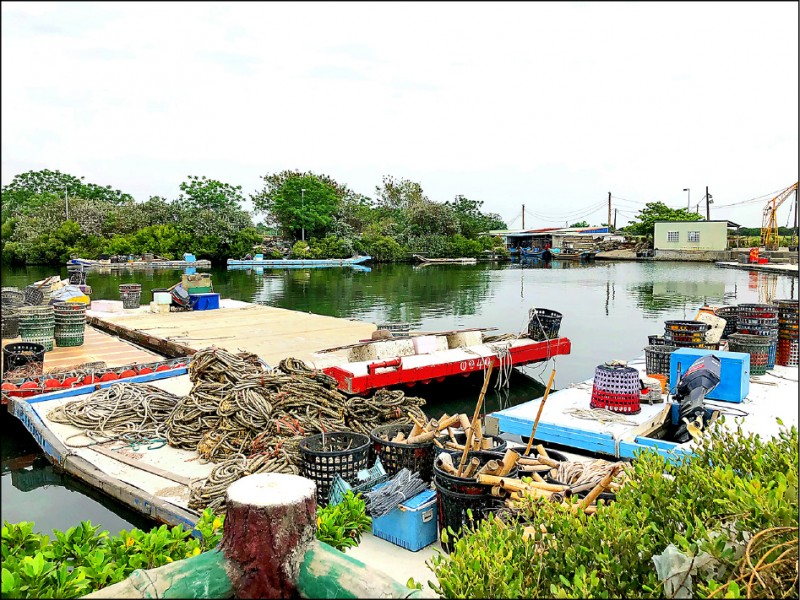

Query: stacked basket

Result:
[713,305,738,340]
[663,320,711,349]
[727,333,771,376]
[119,283,143,309]
[644,343,677,387]
[589,363,641,415]
[53,302,87,347]
[774,299,799,367]
[299,431,370,506]
[18,305,55,352]
[736,304,778,370]
[1,287,25,339]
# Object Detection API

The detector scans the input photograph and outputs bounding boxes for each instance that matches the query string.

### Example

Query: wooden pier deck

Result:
[86,299,376,368]
[2,325,163,375]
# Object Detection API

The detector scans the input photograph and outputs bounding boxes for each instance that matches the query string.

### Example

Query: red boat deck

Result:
[323,337,571,394]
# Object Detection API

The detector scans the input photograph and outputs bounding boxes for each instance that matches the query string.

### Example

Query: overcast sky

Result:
[2,2,797,228]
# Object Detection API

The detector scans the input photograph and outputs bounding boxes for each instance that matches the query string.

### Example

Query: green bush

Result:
[356,234,406,262]
[308,235,351,259]
[428,420,798,599]
[315,491,371,552]
[290,240,311,258]
[1,510,225,599]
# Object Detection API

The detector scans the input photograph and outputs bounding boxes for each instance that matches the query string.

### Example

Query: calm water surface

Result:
[1,260,796,535]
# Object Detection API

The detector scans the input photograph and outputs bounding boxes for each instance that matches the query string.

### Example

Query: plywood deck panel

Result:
[87,300,376,368]
[2,325,163,373]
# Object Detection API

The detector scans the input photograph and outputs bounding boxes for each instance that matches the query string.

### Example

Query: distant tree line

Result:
[1,170,508,265]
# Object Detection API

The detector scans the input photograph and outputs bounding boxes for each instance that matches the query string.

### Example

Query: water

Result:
[1,260,796,535]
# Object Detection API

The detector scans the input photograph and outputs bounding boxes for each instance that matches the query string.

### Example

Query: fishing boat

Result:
[67,257,211,269]
[226,255,371,267]
[412,254,477,265]
[520,248,547,259]
[552,249,597,261]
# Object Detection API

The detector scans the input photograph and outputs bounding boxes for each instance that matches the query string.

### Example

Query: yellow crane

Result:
[760,182,799,250]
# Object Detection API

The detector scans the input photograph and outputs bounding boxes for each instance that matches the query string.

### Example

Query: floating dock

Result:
[716,261,798,277]
[6,369,438,587]
[86,299,378,368]
[226,256,371,267]
[325,337,571,394]
[486,357,798,460]
[67,259,212,270]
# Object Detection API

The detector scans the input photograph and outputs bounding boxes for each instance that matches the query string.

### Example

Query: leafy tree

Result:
[178,175,244,211]
[253,171,344,241]
[446,195,508,237]
[1,169,132,221]
[623,202,703,237]
[569,220,590,228]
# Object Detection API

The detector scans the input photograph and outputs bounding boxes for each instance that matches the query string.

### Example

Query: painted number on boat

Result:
[459,358,493,371]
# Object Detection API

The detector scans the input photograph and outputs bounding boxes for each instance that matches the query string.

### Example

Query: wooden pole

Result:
[457,363,494,476]
[607,192,611,229]
[523,369,556,456]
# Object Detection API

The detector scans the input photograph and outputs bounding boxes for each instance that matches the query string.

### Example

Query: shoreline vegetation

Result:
[2,169,792,267]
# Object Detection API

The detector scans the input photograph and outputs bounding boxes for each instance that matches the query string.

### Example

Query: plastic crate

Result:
[669,348,750,403]
[371,488,437,552]
[189,293,220,311]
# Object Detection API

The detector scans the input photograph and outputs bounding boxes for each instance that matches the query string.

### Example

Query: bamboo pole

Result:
[577,465,621,512]
[457,363,494,476]
[523,369,556,456]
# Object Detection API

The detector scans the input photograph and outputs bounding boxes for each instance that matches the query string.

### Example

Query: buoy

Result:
[99,372,119,382]
[62,377,80,388]
[172,362,186,369]
[137,367,154,375]
[82,375,98,385]
[118,369,137,380]
[155,364,171,372]
[43,379,62,390]
[1,382,17,392]
[19,381,39,397]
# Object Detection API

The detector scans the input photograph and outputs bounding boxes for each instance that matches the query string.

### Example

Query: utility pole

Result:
[706,186,711,220]
[65,186,69,220]
[607,192,611,229]
[613,209,617,230]
[522,204,525,229]
[300,188,306,242]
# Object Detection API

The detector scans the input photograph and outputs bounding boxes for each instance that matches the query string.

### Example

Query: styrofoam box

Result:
[412,335,438,355]
[153,292,172,305]
[371,488,437,552]
[89,299,123,313]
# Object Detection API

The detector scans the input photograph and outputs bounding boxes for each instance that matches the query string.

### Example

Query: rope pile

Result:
[554,459,630,489]
[47,383,181,445]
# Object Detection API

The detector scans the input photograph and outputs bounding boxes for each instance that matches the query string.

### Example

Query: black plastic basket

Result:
[647,334,667,346]
[370,423,439,483]
[1,310,20,339]
[1,288,24,308]
[299,431,370,505]
[527,308,563,341]
[433,450,513,495]
[437,487,503,554]
[450,432,507,454]
[713,306,738,339]
[23,287,44,306]
[2,342,45,377]
[644,344,677,376]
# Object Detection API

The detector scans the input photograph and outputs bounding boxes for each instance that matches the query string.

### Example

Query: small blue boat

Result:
[226,255,371,268]
[520,248,548,259]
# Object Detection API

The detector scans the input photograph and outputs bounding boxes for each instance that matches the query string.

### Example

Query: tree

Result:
[252,170,345,240]
[570,220,590,228]
[446,195,508,237]
[623,202,703,237]
[178,176,244,211]
[1,169,133,221]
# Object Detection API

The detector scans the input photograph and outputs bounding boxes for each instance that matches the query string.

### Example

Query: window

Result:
[667,231,679,242]
[688,231,700,242]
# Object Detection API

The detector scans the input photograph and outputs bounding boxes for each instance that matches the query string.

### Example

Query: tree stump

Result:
[220,473,317,599]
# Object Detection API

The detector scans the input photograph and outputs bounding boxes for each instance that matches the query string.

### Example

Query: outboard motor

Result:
[668,355,722,443]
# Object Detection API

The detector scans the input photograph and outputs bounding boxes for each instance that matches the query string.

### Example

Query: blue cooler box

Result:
[189,293,220,311]
[371,488,437,551]
[669,348,750,403]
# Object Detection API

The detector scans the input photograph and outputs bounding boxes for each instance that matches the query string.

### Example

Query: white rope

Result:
[563,407,638,426]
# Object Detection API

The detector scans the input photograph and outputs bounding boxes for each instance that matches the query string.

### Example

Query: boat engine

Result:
[668,355,722,443]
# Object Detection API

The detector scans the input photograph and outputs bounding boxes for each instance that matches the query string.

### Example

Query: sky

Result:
[1,1,797,229]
